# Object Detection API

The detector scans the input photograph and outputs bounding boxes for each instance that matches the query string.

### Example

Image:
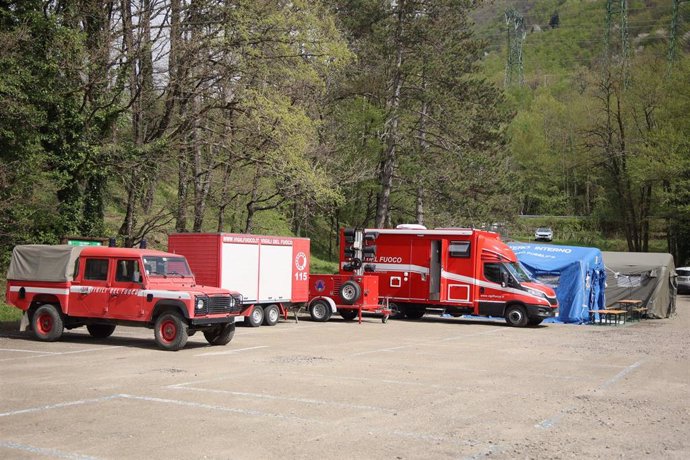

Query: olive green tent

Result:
[7,245,84,282]
[602,251,677,319]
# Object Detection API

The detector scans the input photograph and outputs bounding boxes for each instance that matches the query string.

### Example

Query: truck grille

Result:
[208,296,230,314]
[203,295,242,315]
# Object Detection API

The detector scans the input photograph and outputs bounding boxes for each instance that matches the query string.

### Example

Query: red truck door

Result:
[444,238,474,305]
[408,238,427,300]
[109,258,144,319]
[408,238,441,301]
[70,257,112,317]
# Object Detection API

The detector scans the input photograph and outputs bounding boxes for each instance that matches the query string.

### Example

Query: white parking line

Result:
[195,345,268,357]
[0,440,100,460]
[351,327,505,356]
[171,386,396,413]
[281,371,447,388]
[0,346,124,363]
[0,391,499,452]
[537,360,644,429]
[351,345,411,356]
[438,327,505,341]
[117,394,314,422]
[598,360,643,390]
[166,368,273,389]
[0,396,120,418]
[0,348,59,355]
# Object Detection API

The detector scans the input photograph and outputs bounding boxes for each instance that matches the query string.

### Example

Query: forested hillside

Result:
[476,0,690,263]
[1,0,688,265]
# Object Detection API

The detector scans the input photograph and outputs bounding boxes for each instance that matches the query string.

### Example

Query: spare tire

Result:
[339,281,362,305]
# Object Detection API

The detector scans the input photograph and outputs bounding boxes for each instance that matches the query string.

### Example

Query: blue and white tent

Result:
[508,242,607,323]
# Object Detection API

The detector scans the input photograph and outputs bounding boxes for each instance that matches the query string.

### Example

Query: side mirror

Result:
[502,272,511,288]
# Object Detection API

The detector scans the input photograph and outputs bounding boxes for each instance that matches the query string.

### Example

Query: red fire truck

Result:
[168,233,310,327]
[337,226,559,326]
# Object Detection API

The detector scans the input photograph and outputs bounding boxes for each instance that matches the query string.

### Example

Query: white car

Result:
[534,227,553,242]
[677,267,690,294]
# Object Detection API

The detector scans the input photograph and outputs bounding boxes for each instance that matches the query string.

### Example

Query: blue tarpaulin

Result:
[508,242,607,323]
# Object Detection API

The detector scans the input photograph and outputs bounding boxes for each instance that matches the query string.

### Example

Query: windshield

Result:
[678,269,690,277]
[506,262,533,283]
[142,256,193,277]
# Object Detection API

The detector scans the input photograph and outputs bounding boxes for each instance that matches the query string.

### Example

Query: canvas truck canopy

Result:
[602,251,676,319]
[509,243,606,323]
[7,245,85,282]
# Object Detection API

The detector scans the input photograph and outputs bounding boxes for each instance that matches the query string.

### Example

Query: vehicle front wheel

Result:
[31,305,64,342]
[309,300,332,322]
[87,324,116,339]
[247,305,264,327]
[505,305,529,327]
[154,312,189,351]
[204,323,236,345]
[263,304,280,326]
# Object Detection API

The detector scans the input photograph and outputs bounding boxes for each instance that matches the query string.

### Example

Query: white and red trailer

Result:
[168,233,310,327]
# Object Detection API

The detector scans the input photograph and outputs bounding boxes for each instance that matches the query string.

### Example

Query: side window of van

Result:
[484,263,504,284]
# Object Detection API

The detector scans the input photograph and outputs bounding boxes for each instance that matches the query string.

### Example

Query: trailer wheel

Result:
[204,323,235,345]
[405,307,426,320]
[247,305,264,327]
[86,324,116,339]
[505,305,529,327]
[309,300,332,322]
[31,305,64,342]
[263,304,280,326]
[389,303,405,319]
[154,312,189,351]
[339,309,358,321]
[339,281,362,305]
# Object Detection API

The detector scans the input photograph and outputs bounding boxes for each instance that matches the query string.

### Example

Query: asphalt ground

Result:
[1,297,688,459]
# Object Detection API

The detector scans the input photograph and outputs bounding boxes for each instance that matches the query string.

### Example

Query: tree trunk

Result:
[173,0,189,233]
[217,161,231,232]
[416,188,424,226]
[416,78,429,227]
[375,0,405,228]
[245,165,261,234]
[118,0,142,246]
[192,139,212,232]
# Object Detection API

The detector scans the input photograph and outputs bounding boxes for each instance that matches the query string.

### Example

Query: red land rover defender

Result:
[5,245,243,350]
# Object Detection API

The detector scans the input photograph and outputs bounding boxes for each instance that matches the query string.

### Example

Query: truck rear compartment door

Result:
[429,240,442,300]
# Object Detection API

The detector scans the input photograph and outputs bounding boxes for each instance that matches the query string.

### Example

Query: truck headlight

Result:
[527,288,547,300]
[196,298,205,310]
[228,296,235,308]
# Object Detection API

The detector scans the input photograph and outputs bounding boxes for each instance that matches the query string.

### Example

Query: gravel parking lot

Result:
[1,297,688,459]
